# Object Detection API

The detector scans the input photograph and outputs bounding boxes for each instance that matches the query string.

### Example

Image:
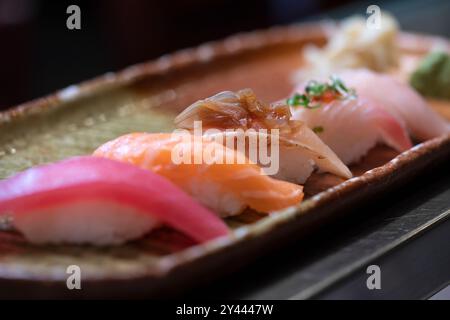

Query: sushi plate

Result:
[0,22,449,299]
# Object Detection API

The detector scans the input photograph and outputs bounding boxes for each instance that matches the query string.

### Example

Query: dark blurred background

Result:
[0,0,449,109]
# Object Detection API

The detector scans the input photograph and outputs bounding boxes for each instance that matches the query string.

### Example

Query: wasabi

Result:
[410,51,450,99]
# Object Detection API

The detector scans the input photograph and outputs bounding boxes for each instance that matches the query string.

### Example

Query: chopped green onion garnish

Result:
[287,76,356,110]
[312,126,324,134]
[286,93,309,107]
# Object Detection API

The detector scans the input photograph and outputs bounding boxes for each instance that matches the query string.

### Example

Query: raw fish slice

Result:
[339,69,450,140]
[0,157,229,245]
[175,89,352,183]
[290,96,412,164]
[94,133,304,217]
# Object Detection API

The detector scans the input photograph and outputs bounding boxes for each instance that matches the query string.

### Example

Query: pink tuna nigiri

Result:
[290,77,412,165]
[339,69,450,140]
[0,157,229,245]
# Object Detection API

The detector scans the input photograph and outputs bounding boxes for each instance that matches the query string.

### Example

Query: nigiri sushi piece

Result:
[94,133,304,217]
[174,89,352,184]
[290,77,413,164]
[339,69,450,140]
[0,157,229,245]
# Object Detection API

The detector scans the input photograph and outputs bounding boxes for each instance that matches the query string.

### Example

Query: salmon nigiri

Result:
[174,89,352,184]
[290,76,413,165]
[0,157,228,245]
[94,133,304,217]
[339,69,450,140]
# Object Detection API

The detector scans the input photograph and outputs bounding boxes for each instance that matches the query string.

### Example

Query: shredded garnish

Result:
[287,76,355,109]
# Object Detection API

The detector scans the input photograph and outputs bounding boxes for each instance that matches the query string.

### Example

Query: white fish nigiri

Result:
[290,77,413,165]
[174,89,352,184]
[339,69,450,140]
